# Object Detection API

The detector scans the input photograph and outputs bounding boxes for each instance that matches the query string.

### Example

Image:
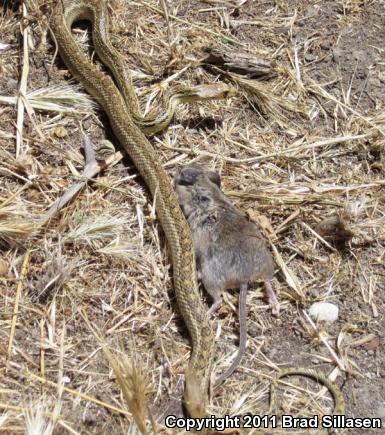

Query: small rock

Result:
[352,49,366,63]
[320,41,331,50]
[7,78,18,90]
[365,335,380,350]
[308,288,319,298]
[304,5,320,18]
[54,126,68,138]
[309,302,339,322]
[264,347,277,359]
[332,48,342,62]
[16,154,35,176]
[83,412,97,426]
[248,324,259,338]
[371,162,383,171]
[370,77,381,88]
[305,53,316,62]
[83,118,92,130]
[0,41,11,51]
[26,189,40,202]
[331,88,341,98]
[315,215,353,242]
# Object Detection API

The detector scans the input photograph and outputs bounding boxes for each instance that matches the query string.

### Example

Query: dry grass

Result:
[1,0,384,433]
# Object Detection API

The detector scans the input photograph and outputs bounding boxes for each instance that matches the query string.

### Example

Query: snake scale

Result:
[51,0,345,428]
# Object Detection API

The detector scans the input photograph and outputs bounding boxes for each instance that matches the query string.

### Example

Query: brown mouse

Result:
[174,165,279,385]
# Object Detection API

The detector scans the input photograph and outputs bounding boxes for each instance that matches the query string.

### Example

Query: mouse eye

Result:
[198,195,210,204]
[178,177,194,186]
[178,172,197,186]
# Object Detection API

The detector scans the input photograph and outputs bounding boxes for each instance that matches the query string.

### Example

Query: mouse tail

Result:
[215,283,248,385]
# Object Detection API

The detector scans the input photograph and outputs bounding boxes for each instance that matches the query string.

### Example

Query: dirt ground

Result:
[0,0,384,433]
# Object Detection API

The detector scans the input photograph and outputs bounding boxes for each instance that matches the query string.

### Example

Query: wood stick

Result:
[204,46,277,79]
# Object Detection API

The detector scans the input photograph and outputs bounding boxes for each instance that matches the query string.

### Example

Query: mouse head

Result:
[174,165,221,219]
[174,165,221,188]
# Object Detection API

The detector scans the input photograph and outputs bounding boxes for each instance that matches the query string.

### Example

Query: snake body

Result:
[51,0,235,417]
[270,368,345,430]
[219,369,344,435]
[274,368,344,414]
[51,0,345,425]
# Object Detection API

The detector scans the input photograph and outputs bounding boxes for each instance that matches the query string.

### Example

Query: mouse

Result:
[174,164,280,385]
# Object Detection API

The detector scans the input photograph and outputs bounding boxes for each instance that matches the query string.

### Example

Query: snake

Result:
[215,368,344,435]
[266,368,345,434]
[52,0,235,418]
[51,0,345,426]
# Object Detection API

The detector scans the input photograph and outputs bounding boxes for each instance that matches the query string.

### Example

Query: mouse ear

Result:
[207,171,221,188]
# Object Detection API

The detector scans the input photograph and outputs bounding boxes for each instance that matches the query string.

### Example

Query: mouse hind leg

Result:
[203,283,222,318]
[264,280,280,316]
[207,299,222,318]
[200,269,224,317]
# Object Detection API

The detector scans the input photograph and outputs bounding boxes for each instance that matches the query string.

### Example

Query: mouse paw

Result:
[264,280,280,316]
[207,299,222,318]
[269,298,280,316]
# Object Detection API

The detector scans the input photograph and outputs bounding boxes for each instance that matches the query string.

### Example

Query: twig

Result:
[301,221,338,253]
[7,249,31,372]
[40,319,45,378]
[158,133,369,164]
[270,242,304,299]
[160,0,173,54]
[293,43,304,88]
[16,3,30,157]
[204,46,277,79]
[0,183,31,209]
[303,310,346,371]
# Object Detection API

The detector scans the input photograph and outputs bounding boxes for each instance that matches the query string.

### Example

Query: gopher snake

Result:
[51,0,345,426]
[52,0,234,417]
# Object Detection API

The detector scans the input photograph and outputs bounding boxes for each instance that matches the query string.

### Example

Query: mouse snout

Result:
[173,168,192,189]
[175,166,202,187]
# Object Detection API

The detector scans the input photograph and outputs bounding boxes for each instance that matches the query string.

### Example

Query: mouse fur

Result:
[174,165,280,384]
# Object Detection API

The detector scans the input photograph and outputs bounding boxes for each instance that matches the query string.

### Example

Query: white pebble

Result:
[309,302,339,322]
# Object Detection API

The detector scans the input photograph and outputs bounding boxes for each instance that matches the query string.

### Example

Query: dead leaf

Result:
[247,208,277,239]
